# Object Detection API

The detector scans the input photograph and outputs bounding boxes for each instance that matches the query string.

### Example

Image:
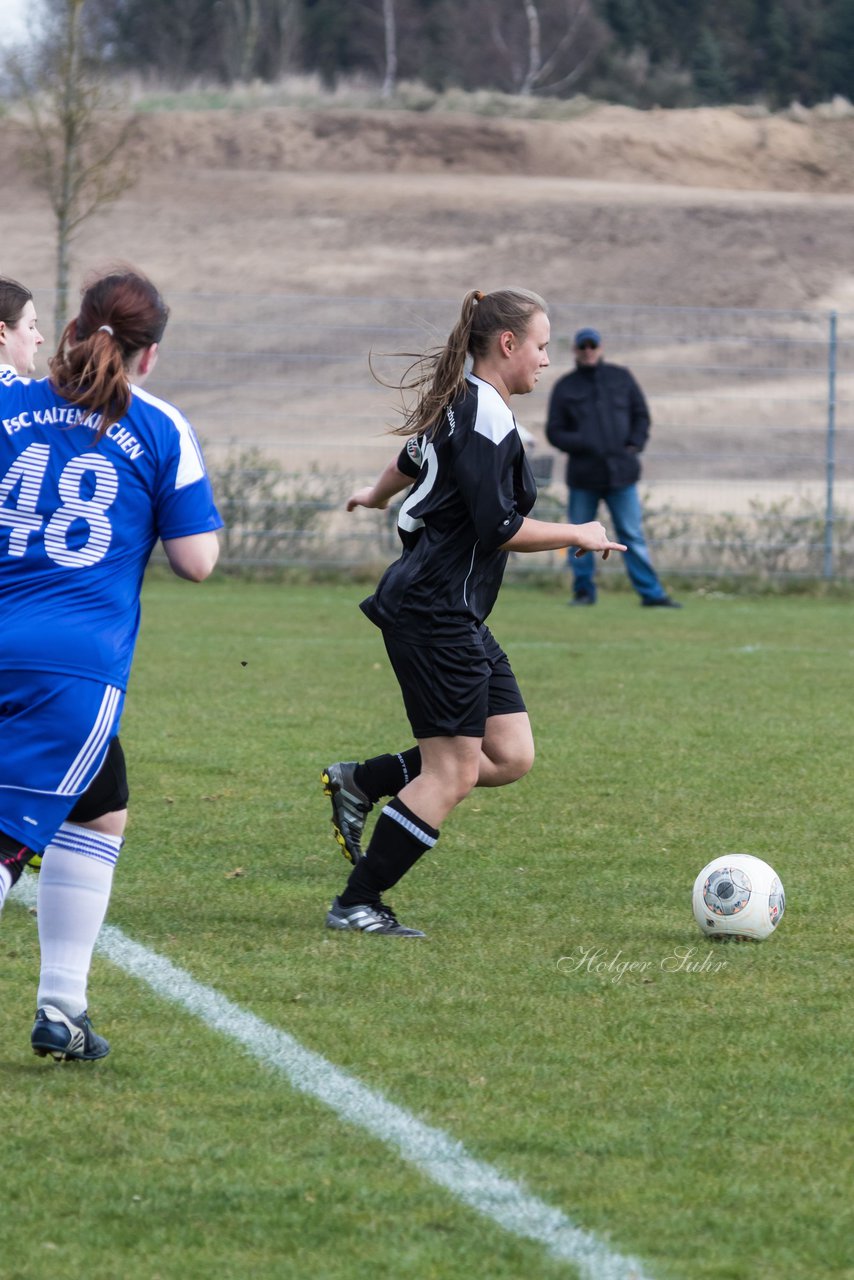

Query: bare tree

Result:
[489,0,607,97]
[220,0,288,84]
[381,0,398,100]
[520,0,543,97]
[234,0,262,83]
[352,0,400,99]
[5,0,137,341]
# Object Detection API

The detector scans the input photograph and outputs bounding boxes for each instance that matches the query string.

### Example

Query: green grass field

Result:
[2,578,851,1280]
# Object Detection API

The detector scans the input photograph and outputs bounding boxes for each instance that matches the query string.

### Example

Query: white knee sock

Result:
[36,823,124,1018]
[0,863,13,913]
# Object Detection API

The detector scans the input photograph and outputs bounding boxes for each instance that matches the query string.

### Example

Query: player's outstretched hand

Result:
[346,486,387,512]
[572,521,628,560]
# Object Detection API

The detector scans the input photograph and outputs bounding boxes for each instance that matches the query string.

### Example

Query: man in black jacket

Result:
[545,327,679,607]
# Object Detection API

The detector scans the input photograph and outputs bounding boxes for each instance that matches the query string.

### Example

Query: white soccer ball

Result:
[692,854,786,941]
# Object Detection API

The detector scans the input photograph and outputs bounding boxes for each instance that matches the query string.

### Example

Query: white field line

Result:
[13,875,652,1280]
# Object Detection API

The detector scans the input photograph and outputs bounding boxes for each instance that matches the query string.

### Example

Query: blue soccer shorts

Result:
[0,670,125,852]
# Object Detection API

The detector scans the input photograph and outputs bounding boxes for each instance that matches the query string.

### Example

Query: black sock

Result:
[339,796,438,906]
[354,747,422,804]
[0,831,34,884]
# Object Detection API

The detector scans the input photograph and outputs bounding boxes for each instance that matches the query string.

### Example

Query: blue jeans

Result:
[568,485,666,603]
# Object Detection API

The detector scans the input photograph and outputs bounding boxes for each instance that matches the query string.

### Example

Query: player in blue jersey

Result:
[0,268,222,1060]
[323,288,625,936]
[0,278,131,882]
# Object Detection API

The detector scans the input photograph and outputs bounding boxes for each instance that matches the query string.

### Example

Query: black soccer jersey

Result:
[360,375,537,642]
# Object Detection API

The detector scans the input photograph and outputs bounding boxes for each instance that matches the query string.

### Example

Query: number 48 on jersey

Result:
[0,442,118,568]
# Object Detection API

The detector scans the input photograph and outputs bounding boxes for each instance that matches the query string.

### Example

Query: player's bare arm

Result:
[163,530,221,581]
[501,517,627,558]
[346,460,413,512]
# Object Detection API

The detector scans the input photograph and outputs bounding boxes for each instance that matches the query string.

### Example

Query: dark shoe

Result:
[31,1006,110,1061]
[321,762,372,865]
[569,591,596,606]
[0,839,38,880]
[325,896,425,937]
[642,596,682,608]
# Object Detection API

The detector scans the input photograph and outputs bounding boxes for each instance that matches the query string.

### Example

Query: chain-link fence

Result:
[34,289,854,578]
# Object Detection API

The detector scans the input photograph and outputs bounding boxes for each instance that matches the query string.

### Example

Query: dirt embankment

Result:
[6,102,854,311]
[106,104,854,191]
[11,101,854,190]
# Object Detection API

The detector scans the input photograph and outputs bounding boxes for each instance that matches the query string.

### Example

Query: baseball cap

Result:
[574,327,601,346]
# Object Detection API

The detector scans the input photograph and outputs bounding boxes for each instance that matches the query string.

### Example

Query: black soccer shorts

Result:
[67,737,130,822]
[382,624,526,739]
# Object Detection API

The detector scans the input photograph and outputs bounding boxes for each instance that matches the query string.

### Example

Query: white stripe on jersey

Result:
[398,439,438,533]
[131,384,207,489]
[461,540,479,610]
[57,684,121,795]
[467,375,518,445]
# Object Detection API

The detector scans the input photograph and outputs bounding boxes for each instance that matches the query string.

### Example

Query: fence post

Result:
[823,311,838,580]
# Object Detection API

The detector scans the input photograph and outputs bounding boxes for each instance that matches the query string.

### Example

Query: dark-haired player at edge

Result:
[322,288,624,936]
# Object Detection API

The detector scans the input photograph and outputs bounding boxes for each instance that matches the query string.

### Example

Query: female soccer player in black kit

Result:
[323,288,624,936]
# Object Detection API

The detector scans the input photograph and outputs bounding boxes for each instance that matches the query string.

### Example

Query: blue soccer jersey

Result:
[0,367,223,689]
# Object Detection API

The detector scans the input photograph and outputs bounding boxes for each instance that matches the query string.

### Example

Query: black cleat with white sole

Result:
[326,896,425,937]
